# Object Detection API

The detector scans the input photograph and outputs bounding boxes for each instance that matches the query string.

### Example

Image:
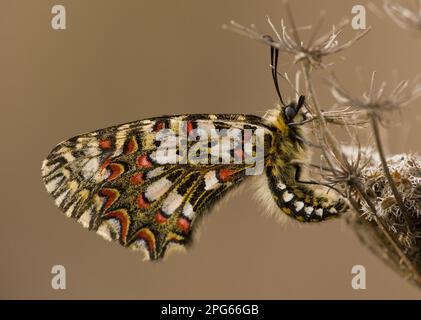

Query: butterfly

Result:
[41,43,348,260]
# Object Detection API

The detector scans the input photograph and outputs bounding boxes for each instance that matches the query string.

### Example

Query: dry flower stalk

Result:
[226,2,421,289]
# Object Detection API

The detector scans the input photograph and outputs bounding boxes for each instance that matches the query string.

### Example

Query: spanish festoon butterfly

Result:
[41,42,348,260]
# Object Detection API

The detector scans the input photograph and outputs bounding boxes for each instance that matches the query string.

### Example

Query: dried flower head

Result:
[224,6,371,68]
[348,153,421,287]
[330,72,421,120]
[384,0,421,32]
[362,153,421,221]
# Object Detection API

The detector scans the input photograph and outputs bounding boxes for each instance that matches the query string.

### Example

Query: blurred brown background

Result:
[0,0,420,299]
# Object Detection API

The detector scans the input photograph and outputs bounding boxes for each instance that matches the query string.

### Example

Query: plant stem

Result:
[300,61,338,172]
[369,113,416,234]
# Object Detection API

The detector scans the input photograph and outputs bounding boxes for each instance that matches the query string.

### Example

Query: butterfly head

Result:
[282,95,305,124]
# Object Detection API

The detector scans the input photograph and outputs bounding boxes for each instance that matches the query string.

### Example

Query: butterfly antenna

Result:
[269,43,286,107]
[296,95,305,112]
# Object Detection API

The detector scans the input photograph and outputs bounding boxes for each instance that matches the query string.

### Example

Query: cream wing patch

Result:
[161,191,183,215]
[145,178,172,201]
[204,171,220,190]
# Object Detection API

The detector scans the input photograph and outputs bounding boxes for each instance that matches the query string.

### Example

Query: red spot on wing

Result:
[155,211,167,224]
[133,229,156,254]
[136,155,153,168]
[125,136,138,155]
[130,173,144,185]
[107,163,124,181]
[99,139,112,149]
[100,188,119,211]
[177,217,190,234]
[99,157,111,175]
[219,169,237,182]
[101,157,111,169]
[187,121,193,135]
[105,210,130,244]
[137,193,150,209]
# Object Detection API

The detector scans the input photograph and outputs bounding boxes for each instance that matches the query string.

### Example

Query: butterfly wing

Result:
[41,114,271,260]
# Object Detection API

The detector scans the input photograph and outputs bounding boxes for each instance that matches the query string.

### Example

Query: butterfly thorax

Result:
[263,107,306,170]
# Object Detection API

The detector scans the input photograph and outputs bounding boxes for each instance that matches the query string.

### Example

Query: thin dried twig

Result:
[370,115,415,233]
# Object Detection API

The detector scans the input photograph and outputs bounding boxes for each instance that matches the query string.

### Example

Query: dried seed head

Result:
[349,152,421,287]
[329,72,421,123]
[223,7,371,69]
[361,153,421,220]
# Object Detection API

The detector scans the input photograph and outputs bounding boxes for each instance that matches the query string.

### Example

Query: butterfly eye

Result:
[285,105,297,121]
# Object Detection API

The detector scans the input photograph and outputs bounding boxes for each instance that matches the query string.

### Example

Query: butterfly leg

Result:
[292,164,344,196]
